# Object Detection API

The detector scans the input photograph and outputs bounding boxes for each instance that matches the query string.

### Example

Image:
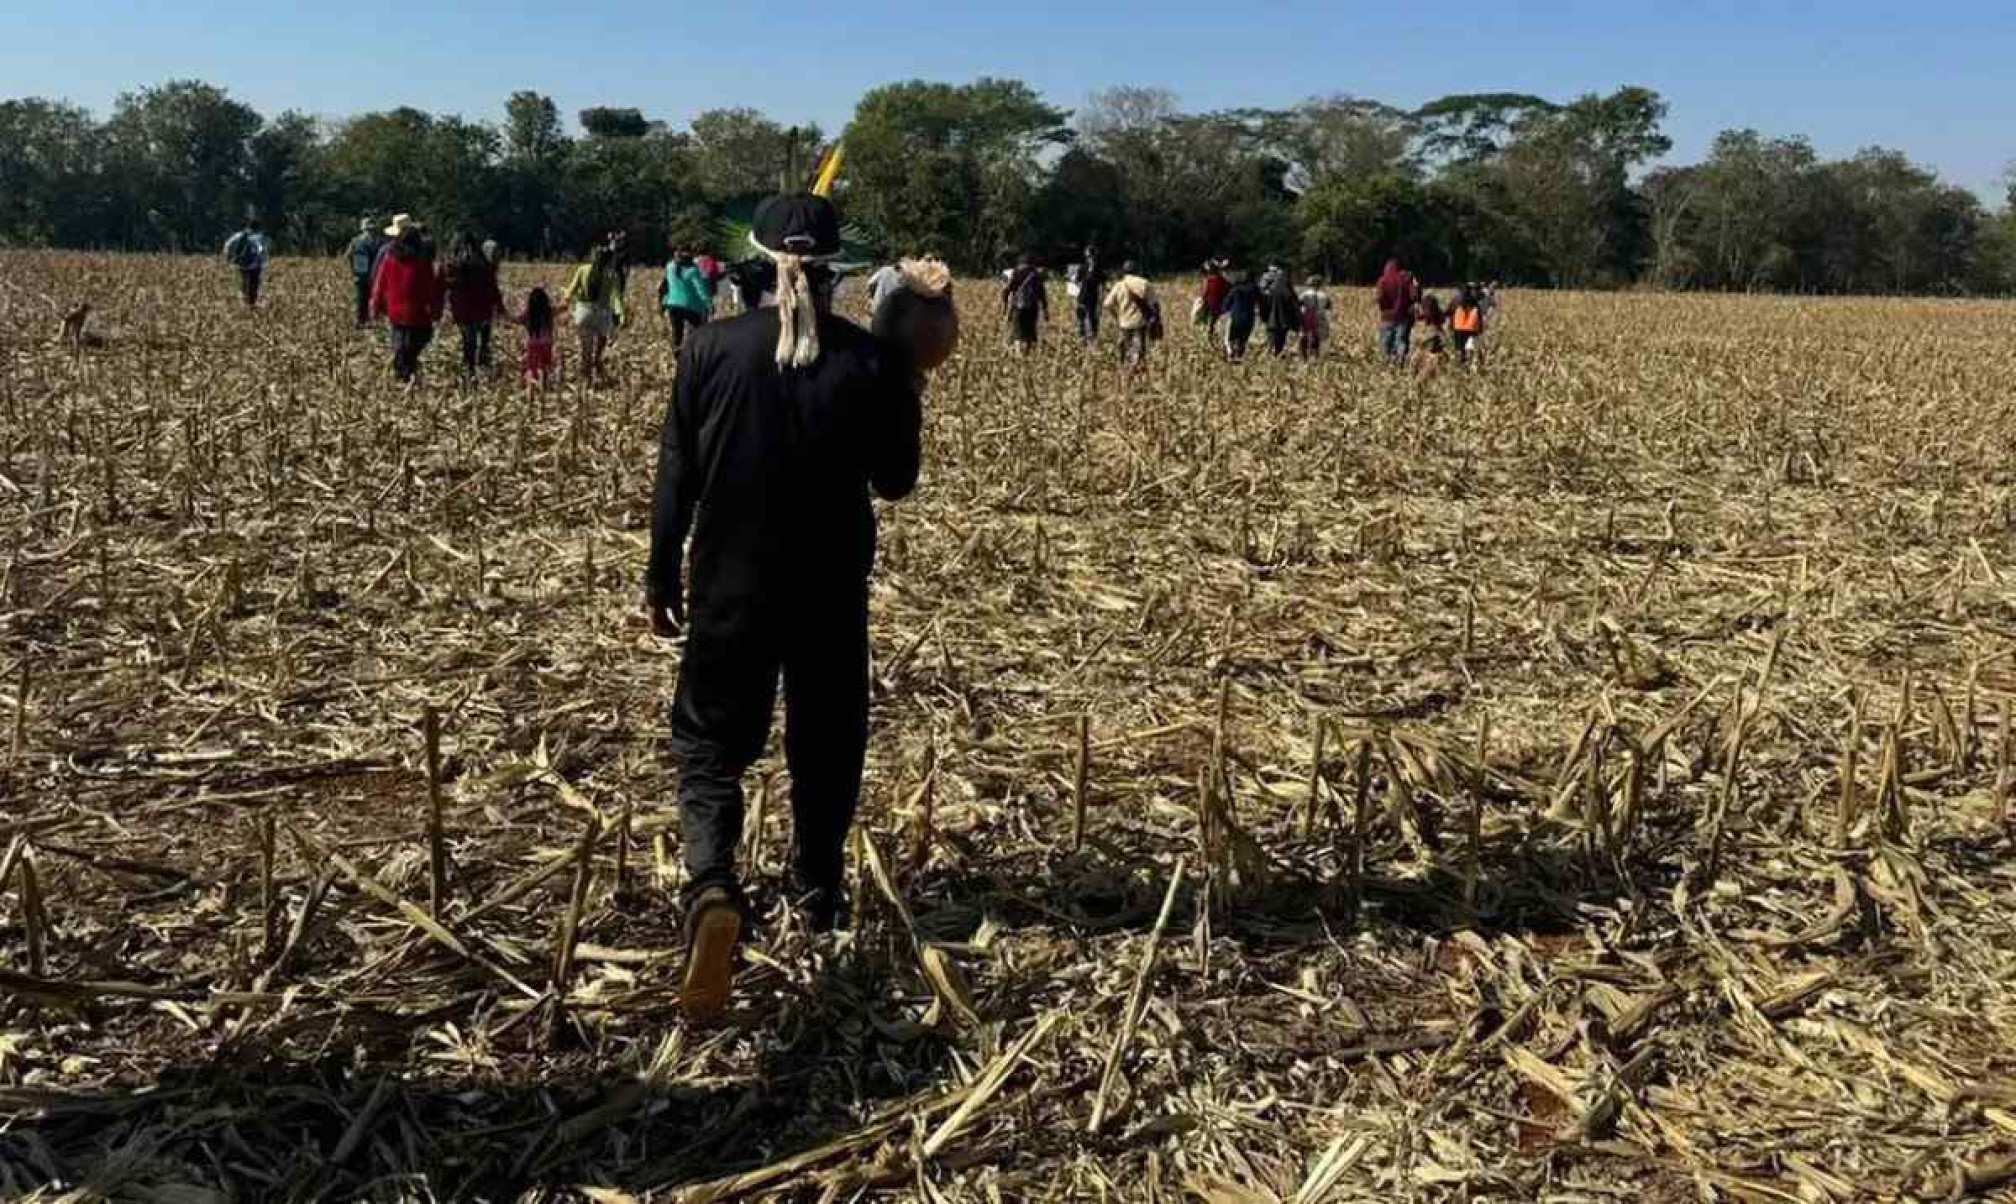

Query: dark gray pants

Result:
[458,322,492,372]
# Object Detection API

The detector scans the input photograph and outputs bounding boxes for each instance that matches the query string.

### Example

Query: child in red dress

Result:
[509,287,558,389]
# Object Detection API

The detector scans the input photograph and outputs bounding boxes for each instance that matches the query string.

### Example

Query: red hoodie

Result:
[1201,271,1229,313]
[372,246,443,326]
[1374,261,1418,324]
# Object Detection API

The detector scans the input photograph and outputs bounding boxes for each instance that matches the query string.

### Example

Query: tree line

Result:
[2,77,2011,292]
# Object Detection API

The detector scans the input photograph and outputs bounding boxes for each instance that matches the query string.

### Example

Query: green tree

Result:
[248,111,328,247]
[844,78,1070,269]
[104,80,262,249]
[578,107,651,139]
[500,91,568,256]
[1298,173,1478,282]
[0,99,106,245]
[689,108,821,199]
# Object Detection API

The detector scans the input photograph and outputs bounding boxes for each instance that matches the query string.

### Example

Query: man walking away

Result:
[1262,269,1302,356]
[1001,255,1047,353]
[1103,261,1158,370]
[1375,258,1419,364]
[223,219,270,309]
[1077,246,1108,344]
[347,219,383,327]
[646,193,926,1021]
[1220,270,1262,360]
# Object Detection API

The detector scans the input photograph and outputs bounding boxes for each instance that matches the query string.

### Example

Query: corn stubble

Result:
[3,252,2016,1200]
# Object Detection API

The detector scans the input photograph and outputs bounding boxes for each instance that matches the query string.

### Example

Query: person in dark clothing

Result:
[646,193,925,1022]
[346,218,383,327]
[1219,271,1262,360]
[1075,246,1107,343]
[1261,270,1302,356]
[439,232,503,377]
[1001,256,1047,352]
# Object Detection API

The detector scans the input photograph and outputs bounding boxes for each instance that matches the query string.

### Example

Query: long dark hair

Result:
[584,245,615,301]
[525,287,554,336]
[442,232,488,288]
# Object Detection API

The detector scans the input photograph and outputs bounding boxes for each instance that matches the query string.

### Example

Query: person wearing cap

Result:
[646,192,925,1021]
[345,218,384,328]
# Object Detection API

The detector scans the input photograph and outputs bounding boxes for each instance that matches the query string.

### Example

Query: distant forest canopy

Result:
[3,78,2013,293]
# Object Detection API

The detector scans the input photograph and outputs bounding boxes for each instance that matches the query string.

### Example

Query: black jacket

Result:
[1220,282,1262,327]
[1262,283,1302,331]
[648,308,921,616]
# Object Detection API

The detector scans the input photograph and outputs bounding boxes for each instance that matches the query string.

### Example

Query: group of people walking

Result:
[990,247,1163,368]
[1201,262,1332,359]
[345,214,556,388]
[981,248,1495,371]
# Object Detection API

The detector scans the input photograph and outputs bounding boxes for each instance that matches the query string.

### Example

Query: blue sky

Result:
[3,0,2009,202]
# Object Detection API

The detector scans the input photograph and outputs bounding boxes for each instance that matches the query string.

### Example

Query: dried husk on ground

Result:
[2,253,2015,1201]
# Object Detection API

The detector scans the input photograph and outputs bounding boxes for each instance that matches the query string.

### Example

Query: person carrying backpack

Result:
[222,219,270,309]
[345,219,383,327]
[1000,255,1048,353]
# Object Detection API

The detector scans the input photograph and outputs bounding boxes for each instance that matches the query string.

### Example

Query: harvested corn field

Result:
[4,251,2016,1202]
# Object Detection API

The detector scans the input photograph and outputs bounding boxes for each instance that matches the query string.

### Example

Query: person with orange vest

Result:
[1449,285,1487,365]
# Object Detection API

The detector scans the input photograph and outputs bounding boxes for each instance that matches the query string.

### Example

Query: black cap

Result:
[752,193,841,257]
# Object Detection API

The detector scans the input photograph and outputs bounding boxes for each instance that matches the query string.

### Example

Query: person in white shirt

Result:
[1297,276,1332,358]
[222,219,271,308]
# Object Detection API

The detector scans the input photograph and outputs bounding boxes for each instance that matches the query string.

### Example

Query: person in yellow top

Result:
[563,243,626,385]
[1102,262,1160,369]
[1449,284,1487,367]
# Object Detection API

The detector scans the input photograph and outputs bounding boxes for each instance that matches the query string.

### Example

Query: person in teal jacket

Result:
[661,249,715,350]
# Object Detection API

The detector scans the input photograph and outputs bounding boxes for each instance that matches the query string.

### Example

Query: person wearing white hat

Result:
[646,192,932,1021]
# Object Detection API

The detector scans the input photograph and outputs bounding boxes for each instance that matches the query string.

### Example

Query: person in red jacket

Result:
[1374,258,1420,365]
[371,215,443,384]
[1199,260,1229,337]
[438,231,504,379]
